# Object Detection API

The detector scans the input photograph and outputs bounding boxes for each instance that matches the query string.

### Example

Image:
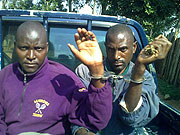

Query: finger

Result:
[77,28,84,39]
[88,31,97,41]
[81,28,88,37]
[149,43,169,59]
[143,44,159,57]
[81,28,90,40]
[68,44,85,63]
[154,34,163,40]
[152,44,162,54]
[154,35,170,44]
[151,35,172,50]
[138,52,158,64]
[81,37,87,42]
[85,32,90,40]
[68,44,80,58]
[151,39,172,53]
[74,33,81,46]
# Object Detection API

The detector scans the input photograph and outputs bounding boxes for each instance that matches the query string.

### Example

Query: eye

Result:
[107,46,114,52]
[35,47,43,51]
[119,47,128,52]
[18,46,28,51]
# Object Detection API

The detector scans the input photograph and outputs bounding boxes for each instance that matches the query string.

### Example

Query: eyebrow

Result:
[106,44,128,48]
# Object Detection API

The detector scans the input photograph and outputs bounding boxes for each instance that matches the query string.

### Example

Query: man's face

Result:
[105,33,136,74]
[15,30,48,74]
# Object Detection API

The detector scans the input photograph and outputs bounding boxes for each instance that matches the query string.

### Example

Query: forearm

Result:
[125,62,146,112]
[69,82,112,131]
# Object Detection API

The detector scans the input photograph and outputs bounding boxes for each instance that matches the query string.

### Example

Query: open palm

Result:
[68,28,103,67]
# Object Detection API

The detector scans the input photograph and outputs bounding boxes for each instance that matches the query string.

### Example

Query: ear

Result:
[133,41,137,54]
[14,41,16,47]
[104,41,107,46]
[46,42,49,52]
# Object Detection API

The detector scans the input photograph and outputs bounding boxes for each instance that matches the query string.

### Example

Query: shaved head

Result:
[16,21,47,43]
[106,24,134,44]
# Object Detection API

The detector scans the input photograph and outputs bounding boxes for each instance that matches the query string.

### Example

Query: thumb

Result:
[67,44,81,59]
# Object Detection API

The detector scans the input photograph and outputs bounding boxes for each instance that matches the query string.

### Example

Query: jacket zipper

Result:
[18,74,28,116]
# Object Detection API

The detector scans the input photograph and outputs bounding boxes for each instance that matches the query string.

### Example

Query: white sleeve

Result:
[119,94,143,112]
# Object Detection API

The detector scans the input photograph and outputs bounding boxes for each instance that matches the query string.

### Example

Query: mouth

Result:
[24,63,38,67]
[113,61,124,66]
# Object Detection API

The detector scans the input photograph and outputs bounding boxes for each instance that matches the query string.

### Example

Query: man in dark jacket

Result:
[0,21,112,135]
[72,24,172,135]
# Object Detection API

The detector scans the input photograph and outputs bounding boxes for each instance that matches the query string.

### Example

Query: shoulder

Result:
[75,63,91,82]
[48,60,73,74]
[75,63,89,74]
[0,63,17,84]
[0,63,15,76]
[47,60,82,83]
[47,60,86,94]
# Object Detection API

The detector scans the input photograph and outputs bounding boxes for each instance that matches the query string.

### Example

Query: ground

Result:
[158,91,180,111]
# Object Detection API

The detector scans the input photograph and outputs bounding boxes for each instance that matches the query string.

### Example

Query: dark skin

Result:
[15,22,105,90]
[74,25,172,134]
[75,25,172,135]
[105,26,172,112]
[15,23,104,135]
[69,29,106,135]
[68,28,105,88]
[15,22,49,74]
[105,32,137,74]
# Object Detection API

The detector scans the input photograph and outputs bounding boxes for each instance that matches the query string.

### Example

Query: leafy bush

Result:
[158,78,180,100]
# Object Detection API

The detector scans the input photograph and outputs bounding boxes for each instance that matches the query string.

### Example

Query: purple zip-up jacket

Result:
[0,58,112,135]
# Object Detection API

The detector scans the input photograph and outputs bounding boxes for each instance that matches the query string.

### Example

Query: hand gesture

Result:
[137,35,172,64]
[68,28,103,67]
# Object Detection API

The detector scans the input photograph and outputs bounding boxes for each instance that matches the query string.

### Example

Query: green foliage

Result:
[35,0,65,11]
[8,0,34,10]
[158,78,180,100]
[1,0,66,11]
[98,0,180,39]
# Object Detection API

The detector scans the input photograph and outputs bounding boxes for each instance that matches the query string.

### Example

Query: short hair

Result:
[105,24,134,43]
[16,21,47,42]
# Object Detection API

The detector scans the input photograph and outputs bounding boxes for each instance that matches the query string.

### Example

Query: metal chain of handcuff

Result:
[90,71,146,84]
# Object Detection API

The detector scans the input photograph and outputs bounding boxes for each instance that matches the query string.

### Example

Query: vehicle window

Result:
[92,28,107,59]
[48,25,82,71]
[48,25,109,71]
[2,22,20,67]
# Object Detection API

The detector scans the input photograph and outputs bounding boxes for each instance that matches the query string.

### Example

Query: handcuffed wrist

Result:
[123,75,146,84]
[75,127,89,135]
[129,78,145,84]
[89,74,108,80]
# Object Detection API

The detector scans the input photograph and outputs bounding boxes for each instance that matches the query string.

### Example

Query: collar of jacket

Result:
[13,57,49,83]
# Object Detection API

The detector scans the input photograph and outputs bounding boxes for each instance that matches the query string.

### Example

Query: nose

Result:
[114,50,121,60]
[27,49,35,61]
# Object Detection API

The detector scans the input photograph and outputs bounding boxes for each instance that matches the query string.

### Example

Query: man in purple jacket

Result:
[0,21,112,135]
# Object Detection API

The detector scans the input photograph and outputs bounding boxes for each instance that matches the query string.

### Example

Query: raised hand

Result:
[68,28,104,76]
[137,35,172,64]
[68,28,103,67]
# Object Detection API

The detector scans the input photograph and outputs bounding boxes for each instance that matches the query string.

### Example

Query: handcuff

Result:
[89,72,146,84]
